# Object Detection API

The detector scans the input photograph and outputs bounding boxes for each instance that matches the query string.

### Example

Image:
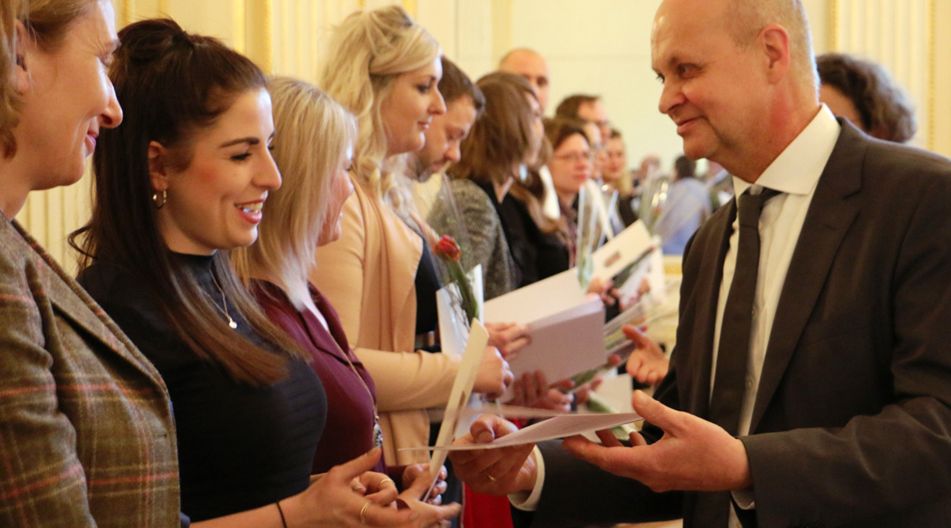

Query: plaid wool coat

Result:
[0,217,180,527]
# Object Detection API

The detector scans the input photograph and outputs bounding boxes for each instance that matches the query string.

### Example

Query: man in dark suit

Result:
[449,0,951,526]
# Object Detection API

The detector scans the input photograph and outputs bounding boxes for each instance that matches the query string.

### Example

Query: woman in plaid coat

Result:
[0,1,180,526]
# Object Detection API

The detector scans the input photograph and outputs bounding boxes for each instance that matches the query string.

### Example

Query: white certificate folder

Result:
[484,270,605,384]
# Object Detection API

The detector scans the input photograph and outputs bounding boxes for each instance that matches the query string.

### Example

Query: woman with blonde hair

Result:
[0,1,180,525]
[232,76,458,520]
[313,5,512,468]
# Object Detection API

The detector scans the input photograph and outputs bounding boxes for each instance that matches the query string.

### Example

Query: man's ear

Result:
[761,24,791,84]
[12,21,32,94]
[148,140,170,193]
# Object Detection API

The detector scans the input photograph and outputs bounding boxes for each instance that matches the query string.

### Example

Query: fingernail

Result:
[477,431,494,443]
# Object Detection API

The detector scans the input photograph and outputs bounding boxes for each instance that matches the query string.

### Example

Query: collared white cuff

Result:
[509,446,545,511]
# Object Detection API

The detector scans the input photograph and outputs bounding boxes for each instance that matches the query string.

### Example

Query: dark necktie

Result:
[710,187,779,436]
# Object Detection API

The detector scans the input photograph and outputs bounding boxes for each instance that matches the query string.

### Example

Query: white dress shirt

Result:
[512,106,842,519]
[714,105,840,436]
[721,106,839,524]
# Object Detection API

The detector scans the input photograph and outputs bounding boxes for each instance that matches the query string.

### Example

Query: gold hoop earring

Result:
[152,189,167,209]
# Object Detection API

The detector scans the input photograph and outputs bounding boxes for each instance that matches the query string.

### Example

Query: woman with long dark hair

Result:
[73,18,446,527]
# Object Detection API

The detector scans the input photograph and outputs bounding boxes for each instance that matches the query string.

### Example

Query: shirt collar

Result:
[732,104,841,197]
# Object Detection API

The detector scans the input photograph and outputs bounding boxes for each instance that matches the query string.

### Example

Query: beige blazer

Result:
[312,174,459,465]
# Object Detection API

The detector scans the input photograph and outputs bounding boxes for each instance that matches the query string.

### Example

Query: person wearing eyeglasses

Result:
[544,118,593,266]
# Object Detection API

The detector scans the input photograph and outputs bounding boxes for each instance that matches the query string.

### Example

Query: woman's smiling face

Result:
[155,88,281,254]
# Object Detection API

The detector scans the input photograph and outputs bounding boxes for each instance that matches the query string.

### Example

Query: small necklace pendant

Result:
[227,317,238,329]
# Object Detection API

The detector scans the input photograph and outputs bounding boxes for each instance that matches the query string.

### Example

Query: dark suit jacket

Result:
[529,122,951,527]
[0,218,180,527]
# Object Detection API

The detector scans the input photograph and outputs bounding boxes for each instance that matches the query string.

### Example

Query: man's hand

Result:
[563,391,752,493]
[623,325,669,386]
[448,415,537,495]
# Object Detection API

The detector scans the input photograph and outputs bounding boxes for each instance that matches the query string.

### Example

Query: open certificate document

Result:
[405,410,643,452]
[484,271,606,387]
[591,221,665,312]
[591,221,668,354]
[425,285,489,501]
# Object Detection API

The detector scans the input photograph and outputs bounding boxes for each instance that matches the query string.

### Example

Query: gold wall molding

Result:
[829,0,931,147]
[490,0,513,65]
[245,0,273,73]
[828,0,839,50]
[121,0,135,26]
[232,0,246,54]
[926,0,936,151]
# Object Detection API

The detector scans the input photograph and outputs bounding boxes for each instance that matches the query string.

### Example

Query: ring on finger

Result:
[359,501,371,524]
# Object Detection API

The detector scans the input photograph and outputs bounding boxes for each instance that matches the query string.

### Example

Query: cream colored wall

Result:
[930,0,951,158]
[16,0,951,271]
[827,0,933,148]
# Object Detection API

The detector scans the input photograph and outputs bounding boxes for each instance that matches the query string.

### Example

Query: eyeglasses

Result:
[553,151,593,163]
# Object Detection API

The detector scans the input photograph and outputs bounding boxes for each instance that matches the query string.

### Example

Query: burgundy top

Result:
[251,280,390,476]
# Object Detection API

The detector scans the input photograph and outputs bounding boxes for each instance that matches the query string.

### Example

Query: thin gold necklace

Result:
[208,271,238,330]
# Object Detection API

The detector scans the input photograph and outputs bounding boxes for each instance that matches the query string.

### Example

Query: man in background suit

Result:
[449,0,951,526]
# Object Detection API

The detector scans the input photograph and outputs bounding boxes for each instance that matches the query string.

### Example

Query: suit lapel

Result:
[680,201,734,418]
[750,125,864,432]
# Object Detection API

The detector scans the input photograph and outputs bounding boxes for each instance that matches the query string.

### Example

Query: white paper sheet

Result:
[424,319,488,500]
[403,412,643,452]
[436,265,484,359]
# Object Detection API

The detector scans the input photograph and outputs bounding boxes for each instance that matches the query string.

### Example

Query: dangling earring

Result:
[517,164,529,183]
[152,189,167,209]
